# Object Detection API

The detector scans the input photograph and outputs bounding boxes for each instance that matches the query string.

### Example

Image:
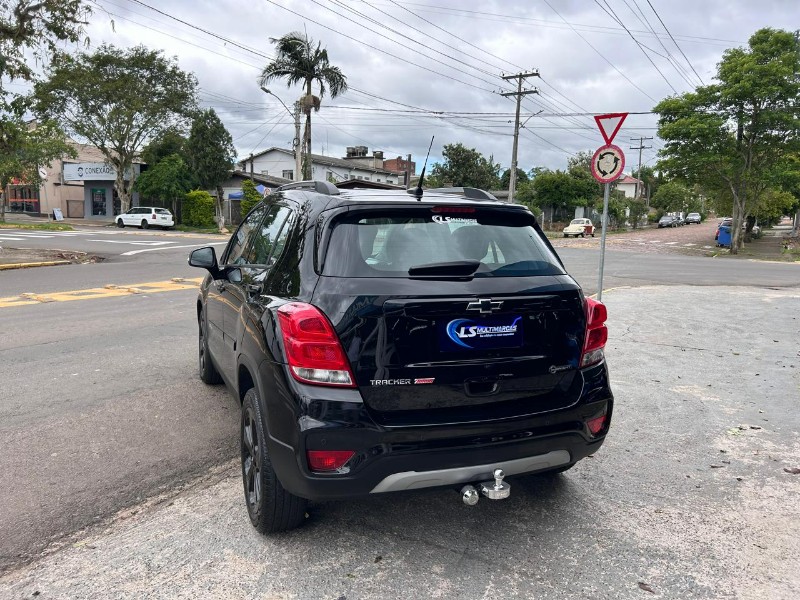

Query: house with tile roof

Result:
[239,147,407,187]
[615,174,644,199]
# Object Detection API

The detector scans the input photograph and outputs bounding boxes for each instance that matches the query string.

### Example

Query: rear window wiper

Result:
[407,260,481,278]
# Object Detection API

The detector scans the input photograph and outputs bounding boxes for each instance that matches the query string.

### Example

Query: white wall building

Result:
[615,175,644,199]
[240,147,404,186]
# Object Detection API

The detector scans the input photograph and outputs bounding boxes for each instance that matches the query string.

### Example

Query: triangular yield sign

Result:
[594,113,628,145]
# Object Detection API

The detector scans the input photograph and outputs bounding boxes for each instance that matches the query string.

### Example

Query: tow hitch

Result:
[460,469,510,506]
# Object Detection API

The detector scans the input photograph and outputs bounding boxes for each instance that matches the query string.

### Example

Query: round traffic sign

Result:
[590,144,625,184]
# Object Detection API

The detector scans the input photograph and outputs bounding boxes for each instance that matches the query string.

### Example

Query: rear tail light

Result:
[277,302,356,387]
[151,213,157,219]
[307,450,355,472]
[587,414,607,436]
[580,297,608,368]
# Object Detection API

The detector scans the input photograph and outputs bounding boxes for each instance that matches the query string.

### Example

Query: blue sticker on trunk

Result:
[442,316,523,351]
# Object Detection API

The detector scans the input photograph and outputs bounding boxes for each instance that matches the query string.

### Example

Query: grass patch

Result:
[0,221,74,231]
[172,224,224,234]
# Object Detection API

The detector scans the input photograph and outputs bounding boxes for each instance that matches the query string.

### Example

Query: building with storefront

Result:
[2,141,141,220]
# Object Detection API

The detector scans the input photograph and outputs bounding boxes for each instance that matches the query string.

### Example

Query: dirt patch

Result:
[0,247,104,266]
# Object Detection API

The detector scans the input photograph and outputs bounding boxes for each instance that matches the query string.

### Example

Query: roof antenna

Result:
[413,136,434,201]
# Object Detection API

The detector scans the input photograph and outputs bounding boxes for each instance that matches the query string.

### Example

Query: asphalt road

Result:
[0,228,798,595]
[2,284,798,599]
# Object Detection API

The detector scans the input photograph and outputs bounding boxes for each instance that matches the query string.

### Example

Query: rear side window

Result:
[322,207,564,278]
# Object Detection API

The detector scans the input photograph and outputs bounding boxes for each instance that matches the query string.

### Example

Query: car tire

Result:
[117,219,124,228]
[591,233,595,237]
[563,234,568,237]
[580,232,585,238]
[198,307,222,385]
[140,219,149,229]
[241,387,308,534]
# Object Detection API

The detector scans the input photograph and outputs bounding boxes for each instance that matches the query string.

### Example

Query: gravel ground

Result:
[549,221,721,256]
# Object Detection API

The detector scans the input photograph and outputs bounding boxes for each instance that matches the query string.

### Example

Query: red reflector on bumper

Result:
[307,450,355,472]
[587,415,607,436]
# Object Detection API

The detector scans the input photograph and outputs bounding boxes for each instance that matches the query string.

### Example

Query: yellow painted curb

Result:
[0,277,204,308]
[0,261,72,270]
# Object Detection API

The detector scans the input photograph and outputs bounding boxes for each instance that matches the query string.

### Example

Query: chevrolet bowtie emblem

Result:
[466,299,503,314]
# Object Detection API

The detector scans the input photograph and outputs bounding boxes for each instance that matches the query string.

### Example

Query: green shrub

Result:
[183,190,216,227]
[240,179,263,217]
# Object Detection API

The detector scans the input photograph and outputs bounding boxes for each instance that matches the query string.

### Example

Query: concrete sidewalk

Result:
[1,285,798,600]
[1,213,115,228]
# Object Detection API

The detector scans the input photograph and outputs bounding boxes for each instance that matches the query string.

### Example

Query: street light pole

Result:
[261,87,302,182]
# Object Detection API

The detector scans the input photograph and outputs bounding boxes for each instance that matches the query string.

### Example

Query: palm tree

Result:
[259,32,347,180]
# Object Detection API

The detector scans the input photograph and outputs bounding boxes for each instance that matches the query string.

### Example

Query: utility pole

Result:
[501,70,539,202]
[629,136,653,200]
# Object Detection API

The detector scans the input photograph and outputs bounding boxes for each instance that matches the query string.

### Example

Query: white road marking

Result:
[0,236,25,241]
[664,241,679,245]
[87,240,175,246]
[683,243,697,247]
[121,241,228,256]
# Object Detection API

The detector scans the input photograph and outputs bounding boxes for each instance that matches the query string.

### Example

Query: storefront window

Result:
[92,188,107,216]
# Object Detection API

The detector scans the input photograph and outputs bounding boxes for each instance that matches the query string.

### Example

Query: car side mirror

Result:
[188,247,218,271]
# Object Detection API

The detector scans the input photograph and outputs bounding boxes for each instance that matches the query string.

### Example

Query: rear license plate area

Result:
[440,315,523,352]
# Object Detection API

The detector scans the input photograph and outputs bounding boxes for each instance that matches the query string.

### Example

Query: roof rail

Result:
[275,180,340,195]
[420,187,498,201]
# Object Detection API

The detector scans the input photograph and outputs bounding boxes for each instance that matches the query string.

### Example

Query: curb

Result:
[0,261,72,270]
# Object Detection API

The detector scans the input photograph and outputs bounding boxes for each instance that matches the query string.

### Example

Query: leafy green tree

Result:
[186,108,236,232]
[133,153,192,216]
[240,179,263,216]
[500,168,528,188]
[428,143,501,190]
[1,0,89,219]
[655,28,800,253]
[33,44,198,213]
[651,181,691,212]
[567,150,594,175]
[1,0,90,108]
[530,169,599,219]
[631,165,662,201]
[141,128,189,169]
[259,32,347,180]
[627,198,648,229]
[0,119,74,220]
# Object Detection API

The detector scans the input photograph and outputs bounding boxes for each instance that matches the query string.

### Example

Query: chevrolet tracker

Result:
[189,180,614,533]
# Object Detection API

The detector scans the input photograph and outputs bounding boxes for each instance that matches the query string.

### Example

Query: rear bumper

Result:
[259,361,613,501]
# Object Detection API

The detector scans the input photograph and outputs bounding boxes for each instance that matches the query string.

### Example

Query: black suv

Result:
[189,182,613,533]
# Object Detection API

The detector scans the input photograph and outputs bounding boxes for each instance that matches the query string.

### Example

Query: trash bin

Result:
[717,225,732,247]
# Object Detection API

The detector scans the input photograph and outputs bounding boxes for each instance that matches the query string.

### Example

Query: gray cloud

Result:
[81,0,795,174]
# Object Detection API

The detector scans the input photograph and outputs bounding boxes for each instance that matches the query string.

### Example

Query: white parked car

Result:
[116,207,175,229]
[563,218,595,238]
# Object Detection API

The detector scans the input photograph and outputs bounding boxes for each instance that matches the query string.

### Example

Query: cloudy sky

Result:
[71,0,797,175]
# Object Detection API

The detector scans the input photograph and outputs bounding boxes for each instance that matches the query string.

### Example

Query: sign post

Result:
[591,113,628,300]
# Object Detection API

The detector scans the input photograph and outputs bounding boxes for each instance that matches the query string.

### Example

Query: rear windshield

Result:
[322,207,565,278]
[155,208,171,214]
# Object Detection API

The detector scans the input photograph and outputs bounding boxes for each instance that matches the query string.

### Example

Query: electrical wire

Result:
[542,0,657,102]
[646,0,705,85]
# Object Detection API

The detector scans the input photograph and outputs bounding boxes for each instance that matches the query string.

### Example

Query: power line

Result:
[359,1,743,46]
[384,0,523,73]
[626,0,699,87]
[597,0,678,94]
[646,0,706,85]
[542,0,657,102]
[268,0,501,94]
